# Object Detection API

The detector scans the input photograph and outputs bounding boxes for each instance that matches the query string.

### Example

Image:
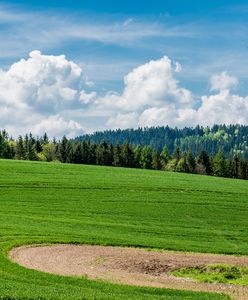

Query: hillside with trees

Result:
[78,124,248,159]
[0,128,248,180]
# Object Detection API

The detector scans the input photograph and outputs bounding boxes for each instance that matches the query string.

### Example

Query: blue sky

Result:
[1,1,248,137]
[2,0,248,93]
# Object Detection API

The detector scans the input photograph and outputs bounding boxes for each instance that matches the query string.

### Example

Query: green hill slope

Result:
[1,159,246,299]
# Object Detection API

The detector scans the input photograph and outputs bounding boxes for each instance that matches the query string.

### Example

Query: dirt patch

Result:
[9,244,248,300]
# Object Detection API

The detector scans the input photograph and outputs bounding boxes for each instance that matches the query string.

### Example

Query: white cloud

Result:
[0,50,87,137]
[210,72,238,91]
[99,60,248,129]
[101,56,193,111]
[196,90,248,125]
[0,50,83,112]
[106,112,139,129]
[1,51,248,138]
[79,90,97,105]
[33,115,83,138]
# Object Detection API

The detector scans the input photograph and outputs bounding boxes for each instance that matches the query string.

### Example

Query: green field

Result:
[173,264,248,286]
[1,159,247,299]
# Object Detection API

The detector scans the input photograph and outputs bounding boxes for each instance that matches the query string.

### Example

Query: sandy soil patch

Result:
[9,244,248,300]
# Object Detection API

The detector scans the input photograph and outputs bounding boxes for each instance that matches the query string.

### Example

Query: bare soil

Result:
[9,244,248,300]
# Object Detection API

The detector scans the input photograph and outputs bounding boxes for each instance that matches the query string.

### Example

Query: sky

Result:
[1,0,248,137]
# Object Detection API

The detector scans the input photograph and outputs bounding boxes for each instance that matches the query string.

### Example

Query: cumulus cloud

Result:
[79,90,97,105]
[210,72,238,91]
[0,50,88,137]
[33,115,83,138]
[196,90,248,125]
[101,56,193,111]
[101,64,248,129]
[0,51,248,138]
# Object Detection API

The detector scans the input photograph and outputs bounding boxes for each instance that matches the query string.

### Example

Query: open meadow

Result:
[0,159,248,299]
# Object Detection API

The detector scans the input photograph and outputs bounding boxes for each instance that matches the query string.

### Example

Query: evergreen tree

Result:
[113,144,123,167]
[59,136,69,163]
[152,150,161,170]
[173,147,181,162]
[35,139,43,153]
[198,150,212,175]
[16,136,25,160]
[96,142,111,165]
[26,134,38,161]
[0,130,11,158]
[72,142,83,164]
[160,146,170,169]
[121,141,134,168]
[81,141,90,164]
[66,142,74,163]
[42,133,49,145]
[134,145,142,168]
[213,149,228,177]
[186,151,196,173]
[238,159,248,179]
[230,155,239,178]
[140,146,152,169]
[88,143,97,165]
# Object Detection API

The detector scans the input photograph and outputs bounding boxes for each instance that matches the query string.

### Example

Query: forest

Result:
[78,124,248,158]
[0,127,248,180]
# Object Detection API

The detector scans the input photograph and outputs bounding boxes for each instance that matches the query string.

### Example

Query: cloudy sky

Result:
[1,0,248,137]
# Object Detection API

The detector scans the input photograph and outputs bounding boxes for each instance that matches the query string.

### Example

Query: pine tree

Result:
[66,142,74,163]
[152,150,161,170]
[26,134,38,161]
[134,145,142,168]
[72,143,83,164]
[160,146,170,169]
[42,133,49,145]
[213,149,228,177]
[35,139,43,153]
[231,155,239,178]
[186,152,196,173]
[173,147,181,162]
[96,143,109,165]
[198,150,212,175]
[16,136,25,160]
[238,159,247,179]
[113,144,122,167]
[121,141,134,168]
[59,136,69,163]
[140,146,152,169]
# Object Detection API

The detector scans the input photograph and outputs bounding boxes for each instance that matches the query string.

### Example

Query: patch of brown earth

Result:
[9,245,248,300]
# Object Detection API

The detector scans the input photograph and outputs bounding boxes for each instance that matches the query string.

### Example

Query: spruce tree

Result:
[140,146,152,169]
[113,144,122,167]
[72,143,83,164]
[152,150,161,170]
[59,136,69,163]
[213,149,228,177]
[186,152,196,173]
[160,146,170,169]
[198,150,212,175]
[16,136,25,160]
[121,141,134,168]
[134,145,142,168]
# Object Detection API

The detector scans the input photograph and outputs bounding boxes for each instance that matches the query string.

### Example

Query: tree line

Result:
[0,129,248,180]
[78,124,248,159]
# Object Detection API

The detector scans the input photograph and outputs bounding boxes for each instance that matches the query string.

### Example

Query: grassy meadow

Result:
[0,159,247,299]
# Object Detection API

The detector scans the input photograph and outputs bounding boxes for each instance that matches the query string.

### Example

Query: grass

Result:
[1,159,247,299]
[173,264,248,286]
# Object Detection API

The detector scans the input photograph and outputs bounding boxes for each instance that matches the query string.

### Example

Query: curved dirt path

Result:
[9,244,248,300]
